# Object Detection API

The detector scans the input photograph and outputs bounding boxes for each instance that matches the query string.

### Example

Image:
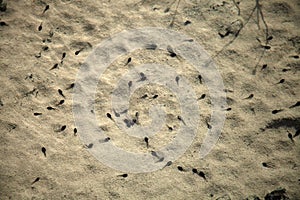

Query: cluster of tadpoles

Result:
[30,2,299,185]
[31,4,86,186]
[114,166,208,180]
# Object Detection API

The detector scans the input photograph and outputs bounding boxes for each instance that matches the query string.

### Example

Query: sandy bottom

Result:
[0,0,299,199]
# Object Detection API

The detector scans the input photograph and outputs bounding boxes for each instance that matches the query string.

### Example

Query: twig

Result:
[213,5,256,58]
[232,0,240,15]
[259,4,269,41]
[169,0,181,27]
[214,0,270,74]
[256,0,260,29]
[253,0,270,73]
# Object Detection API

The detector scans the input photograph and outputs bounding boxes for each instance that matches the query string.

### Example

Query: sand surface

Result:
[0,0,299,199]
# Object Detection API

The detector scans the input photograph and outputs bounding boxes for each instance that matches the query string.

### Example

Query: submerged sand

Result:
[0,0,299,199]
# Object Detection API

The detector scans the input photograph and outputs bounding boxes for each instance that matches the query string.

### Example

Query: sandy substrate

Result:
[0,0,299,199]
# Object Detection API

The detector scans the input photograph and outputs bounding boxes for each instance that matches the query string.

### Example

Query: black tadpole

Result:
[99,137,110,143]
[138,72,147,81]
[50,63,58,70]
[61,52,66,60]
[106,113,113,120]
[58,89,65,98]
[261,64,267,70]
[163,161,173,168]
[135,112,139,119]
[276,79,285,84]
[167,46,177,57]
[177,166,184,171]
[75,48,83,55]
[113,109,120,117]
[289,101,300,109]
[244,94,254,99]
[41,147,46,157]
[144,137,149,148]
[272,109,283,114]
[152,94,158,99]
[38,22,42,31]
[125,57,132,66]
[177,116,186,125]
[206,121,212,129]
[167,125,173,131]
[184,20,191,26]
[198,171,207,181]
[60,125,66,131]
[175,76,180,85]
[47,106,55,110]
[198,75,202,84]
[86,143,93,148]
[140,94,148,99]
[66,83,75,90]
[56,99,64,106]
[43,5,50,14]
[73,128,77,136]
[262,162,268,167]
[128,81,132,88]
[31,177,40,185]
[118,173,128,178]
[151,151,160,158]
[198,94,206,100]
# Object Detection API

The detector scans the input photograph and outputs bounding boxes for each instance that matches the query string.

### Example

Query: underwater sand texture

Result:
[0,0,299,199]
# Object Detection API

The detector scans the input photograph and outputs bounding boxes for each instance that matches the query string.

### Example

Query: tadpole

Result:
[38,22,42,31]
[244,94,254,99]
[289,101,300,109]
[58,89,65,98]
[163,161,173,168]
[66,83,75,90]
[41,147,46,157]
[272,109,283,114]
[177,116,186,125]
[198,94,206,100]
[50,63,59,70]
[198,171,207,181]
[175,76,180,85]
[144,137,149,148]
[42,5,50,14]
[106,113,113,120]
[60,125,66,131]
[56,100,64,106]
[125,57,131,66]
[167,46,177,57]
[31,177,40,185]
[118,174,128,178]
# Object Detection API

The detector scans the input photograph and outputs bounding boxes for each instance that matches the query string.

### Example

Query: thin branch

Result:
[253,0,270,73]
[259,5,269,41]
[214,0,270,74]
[169,0,181,27]
[213,4,257,58]
[232,0,240,15]
[252,48,266,75]
[256,0,260,29]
